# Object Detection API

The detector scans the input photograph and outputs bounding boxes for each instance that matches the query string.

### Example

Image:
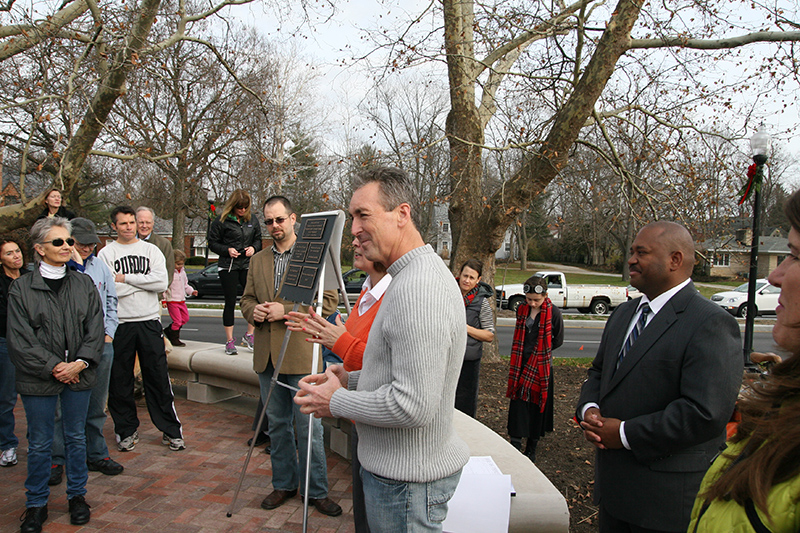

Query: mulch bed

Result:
[476,359,598,532]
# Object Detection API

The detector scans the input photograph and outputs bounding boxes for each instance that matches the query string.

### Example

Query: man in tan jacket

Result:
[240,196,340,517]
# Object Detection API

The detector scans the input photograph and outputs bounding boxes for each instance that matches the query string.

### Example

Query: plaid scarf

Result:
[462,284,479,307]
[506,298,553,412]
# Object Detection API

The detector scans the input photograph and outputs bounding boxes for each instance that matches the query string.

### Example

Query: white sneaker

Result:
[161,433,186,451]
[117,431,139,452]
[0,447,17,467]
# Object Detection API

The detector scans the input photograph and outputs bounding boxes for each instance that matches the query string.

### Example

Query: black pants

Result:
[109,320,182,439]
[219,268,247,327]
[455,359,481,418]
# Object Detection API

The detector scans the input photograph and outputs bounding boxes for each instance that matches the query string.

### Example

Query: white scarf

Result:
[39,261,66,279]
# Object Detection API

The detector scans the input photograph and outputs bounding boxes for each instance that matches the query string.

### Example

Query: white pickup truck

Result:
[495,271,629,315]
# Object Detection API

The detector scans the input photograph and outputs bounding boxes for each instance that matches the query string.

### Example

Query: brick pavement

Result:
[0,387,355,533]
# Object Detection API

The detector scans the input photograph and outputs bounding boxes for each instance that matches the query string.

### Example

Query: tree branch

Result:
[630,31,800,50]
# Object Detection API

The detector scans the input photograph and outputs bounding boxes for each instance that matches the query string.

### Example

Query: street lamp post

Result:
[743,125,771,366]
[204,188,215,268]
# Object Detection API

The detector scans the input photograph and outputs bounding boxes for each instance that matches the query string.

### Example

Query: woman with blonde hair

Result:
[207,190,262,355]
[688,188,800,532]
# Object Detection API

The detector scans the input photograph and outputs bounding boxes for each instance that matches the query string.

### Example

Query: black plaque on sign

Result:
[279,212,340,305]
[302,219,327,240]
[291,242,309,263]
[298,267,318,289]
[305,243,325,264]
[283,265,302,287]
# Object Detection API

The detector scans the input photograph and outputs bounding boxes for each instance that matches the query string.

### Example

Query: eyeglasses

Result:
[236,204,250,210]
[265,216,288,226]
[43,238,75,247]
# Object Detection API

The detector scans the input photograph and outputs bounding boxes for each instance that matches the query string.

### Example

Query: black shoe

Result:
[68,495,91,525]
[19,506,47,533]
[47,464,63,486]
[88,457,124,475]
[262,445,271,455]
[247,432,270,447]
[133,377,144,400]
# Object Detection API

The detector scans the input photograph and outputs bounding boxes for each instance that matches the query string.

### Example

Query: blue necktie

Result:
[617,303,650,369]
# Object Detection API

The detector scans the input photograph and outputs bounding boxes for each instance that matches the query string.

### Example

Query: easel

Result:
[227,210,350,533]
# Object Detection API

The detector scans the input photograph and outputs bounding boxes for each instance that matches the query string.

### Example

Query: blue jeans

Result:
[53,342,114,464]
[361,468,462,533]
[258,362,329,499]
[0,337,18,451]
[20,388,92,507]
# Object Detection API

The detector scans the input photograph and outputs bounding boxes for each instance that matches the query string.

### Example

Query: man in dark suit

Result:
[577,221,742,533]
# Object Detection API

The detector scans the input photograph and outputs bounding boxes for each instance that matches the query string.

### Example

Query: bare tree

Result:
[360,0,800,284]
[0,0,268,231]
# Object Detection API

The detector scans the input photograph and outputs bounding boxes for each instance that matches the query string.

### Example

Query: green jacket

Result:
[689,437,800,532]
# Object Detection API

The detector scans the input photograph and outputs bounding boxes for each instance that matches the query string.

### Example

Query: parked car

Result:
[626,285,643,300]
[188,264,368,302]
[341,268,368,305]
[710,279,780,318]
[186,263,244,299]
[495,271,628,314]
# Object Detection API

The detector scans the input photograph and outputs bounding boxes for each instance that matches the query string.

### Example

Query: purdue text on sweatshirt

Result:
[98,239,168,323]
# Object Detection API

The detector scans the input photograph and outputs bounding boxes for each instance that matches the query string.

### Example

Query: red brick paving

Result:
[0,388,355,533]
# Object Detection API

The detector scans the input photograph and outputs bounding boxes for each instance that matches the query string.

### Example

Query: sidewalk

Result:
[0,387,355,533]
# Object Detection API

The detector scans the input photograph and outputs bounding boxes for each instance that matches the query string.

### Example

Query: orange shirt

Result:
[332,290,384,371]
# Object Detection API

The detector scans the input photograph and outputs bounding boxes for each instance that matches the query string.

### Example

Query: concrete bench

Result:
[165,342,569,532]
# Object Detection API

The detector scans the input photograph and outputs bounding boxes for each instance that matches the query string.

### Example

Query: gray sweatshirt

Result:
[98,239,168,323]
[329,244,470,483]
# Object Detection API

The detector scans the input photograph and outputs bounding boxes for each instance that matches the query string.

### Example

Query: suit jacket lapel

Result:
[603,283,696,395]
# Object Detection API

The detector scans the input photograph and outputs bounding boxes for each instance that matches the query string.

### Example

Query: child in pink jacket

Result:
[163,250,197,346]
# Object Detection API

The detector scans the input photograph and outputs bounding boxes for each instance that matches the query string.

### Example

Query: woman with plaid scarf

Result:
[506,275,564,462]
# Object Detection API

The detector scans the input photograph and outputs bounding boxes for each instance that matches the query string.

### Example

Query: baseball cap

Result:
[71,217,100,245]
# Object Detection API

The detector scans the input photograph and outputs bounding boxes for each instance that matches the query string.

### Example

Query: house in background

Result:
[430,203,518,261]
[696,226,788,279]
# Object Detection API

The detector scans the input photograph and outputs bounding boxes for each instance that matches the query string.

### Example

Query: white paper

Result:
[443,457,512,533]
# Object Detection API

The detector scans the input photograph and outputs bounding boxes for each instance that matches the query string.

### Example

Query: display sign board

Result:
[279,210,345,305]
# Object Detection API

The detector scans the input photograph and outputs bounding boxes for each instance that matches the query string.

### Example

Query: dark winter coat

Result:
[7,267,104,395]
[36,206,76,220]
[207,213,263,271]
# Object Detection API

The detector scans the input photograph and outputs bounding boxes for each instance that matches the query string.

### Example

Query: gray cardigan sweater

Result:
[329,244,470,483]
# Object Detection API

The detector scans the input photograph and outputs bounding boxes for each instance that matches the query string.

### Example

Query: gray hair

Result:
[30,217,72,264]
[136,206,155,217]
[352,167,421,230]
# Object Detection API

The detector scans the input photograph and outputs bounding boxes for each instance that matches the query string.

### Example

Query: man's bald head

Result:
[646,221,695,276]
[628,221,695,299]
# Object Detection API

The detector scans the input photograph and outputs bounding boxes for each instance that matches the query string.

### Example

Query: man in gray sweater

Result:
[295,167,469,532]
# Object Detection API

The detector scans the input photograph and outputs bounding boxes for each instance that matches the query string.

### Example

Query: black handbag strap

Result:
[744,499,773,533]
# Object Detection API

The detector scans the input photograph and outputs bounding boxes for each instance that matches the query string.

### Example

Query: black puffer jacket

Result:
[7,267,104,395]
[207,213,263,271]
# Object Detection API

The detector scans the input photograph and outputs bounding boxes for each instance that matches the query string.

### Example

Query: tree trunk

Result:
[445,0,643,288]
[0,0,162,232]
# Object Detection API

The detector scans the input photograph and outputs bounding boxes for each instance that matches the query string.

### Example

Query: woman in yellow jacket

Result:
[688,189,800,533]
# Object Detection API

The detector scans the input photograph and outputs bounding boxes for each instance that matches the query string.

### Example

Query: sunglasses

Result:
[43,238,75,247]
[236,204,250,210]
[265,216,288,226]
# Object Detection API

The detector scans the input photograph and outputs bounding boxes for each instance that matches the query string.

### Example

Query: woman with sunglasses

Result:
[7,218,104,532]
[207,189,262,355]
[506,275,563,463]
